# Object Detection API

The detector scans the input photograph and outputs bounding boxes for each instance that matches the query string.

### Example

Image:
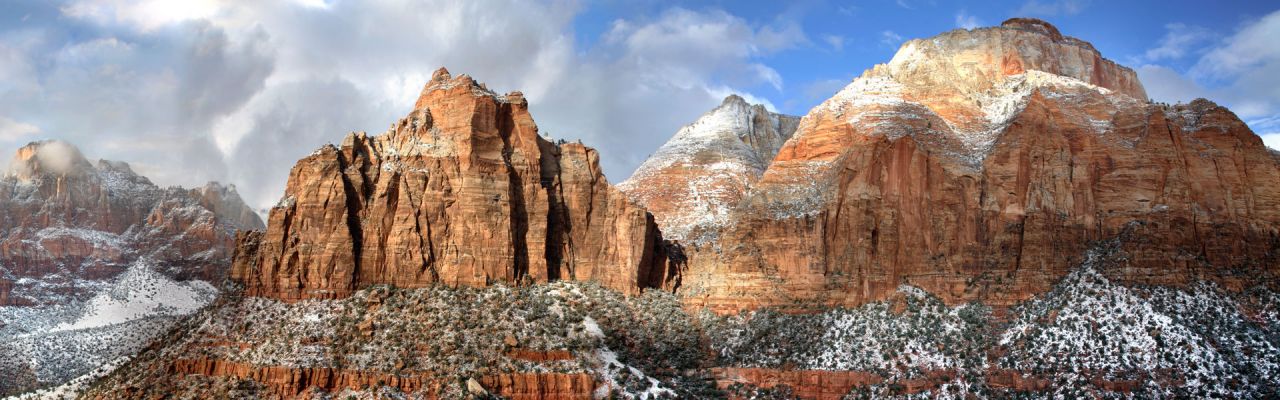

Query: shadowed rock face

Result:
[231,68,675,301]
[0,140,263,306]
[633,19,1280,312]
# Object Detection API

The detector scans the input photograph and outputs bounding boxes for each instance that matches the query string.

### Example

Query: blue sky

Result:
[1,0,1278,210]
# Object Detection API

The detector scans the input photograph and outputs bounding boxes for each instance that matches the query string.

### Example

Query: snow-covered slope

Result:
[997,241,1280,397]
[700,238,1280,397]
[619,95,799,241]
[0,140,260,396]
[83,282,715,398]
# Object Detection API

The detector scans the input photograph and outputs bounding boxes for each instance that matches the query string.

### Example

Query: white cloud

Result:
[3,1,798,210]
[1136,10,1280,151]
[1014,0,1089,17]
[1191,11,1280,80]
[822,34,845,51]
[880,30,904,47]
[1135,64,1208,103]
[955,10,983,30]
[1260,133,1280,151]
[756,21,809,53]
[1142,23,1214,62]
[0,116,39,141]
[802,78,850,103]
[60,0,222,32]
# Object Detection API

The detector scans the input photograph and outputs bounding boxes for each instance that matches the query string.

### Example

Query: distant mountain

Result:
[619,94,799,243]
[0,140,261,396]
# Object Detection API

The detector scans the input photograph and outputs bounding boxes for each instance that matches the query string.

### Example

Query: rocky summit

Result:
[229,68,678,302]
[651,18,1280,313]
[55,17,1280,400]
[0,140,262,395]
[619,95,800,243]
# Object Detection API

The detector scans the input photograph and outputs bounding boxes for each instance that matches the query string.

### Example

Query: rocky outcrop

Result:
[714,368,883,399]
[0,140,263,305]
[648,19,1280,312]
[153,358,596,399]
[231,68,673,301]
[620,95,799,242]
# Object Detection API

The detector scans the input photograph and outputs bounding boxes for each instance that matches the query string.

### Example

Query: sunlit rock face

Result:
[231,68,676,302]
[619,95,800,243]
[638,18,1280,313]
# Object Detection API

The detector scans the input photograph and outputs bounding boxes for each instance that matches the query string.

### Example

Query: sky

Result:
[1,0,1278,211]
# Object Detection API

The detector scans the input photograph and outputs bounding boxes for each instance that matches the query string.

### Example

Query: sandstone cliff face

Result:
[0,140,263,306]
[649,19,1280,312]
[620,95,799,242]
[153,358,596,399]
[231,68,672,301]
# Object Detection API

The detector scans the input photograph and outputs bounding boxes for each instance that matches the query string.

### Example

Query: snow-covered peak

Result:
[626,95,799,179]
[620,96,799,241]
[191,181,266,230]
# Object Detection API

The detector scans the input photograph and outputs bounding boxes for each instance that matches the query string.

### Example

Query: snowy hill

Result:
[0,140,260,396]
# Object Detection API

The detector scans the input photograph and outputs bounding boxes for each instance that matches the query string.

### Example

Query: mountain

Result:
[658,17,1280,313]
[81,18,1279,399]
[228,67,677,303]
[0,140,262,395]
[619,95,799,243]
[81,68,694,399]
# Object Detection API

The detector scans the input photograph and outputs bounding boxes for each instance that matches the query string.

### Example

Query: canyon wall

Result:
[638,19,1280,312]
[231,68,674,301]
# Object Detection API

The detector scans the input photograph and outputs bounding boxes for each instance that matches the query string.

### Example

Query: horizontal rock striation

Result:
[149,358,595,399]
[0,140,262,305]
[231,68,674,301]
[653,19,1280,312]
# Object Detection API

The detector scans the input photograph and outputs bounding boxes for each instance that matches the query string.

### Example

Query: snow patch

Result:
[47,260,215,333]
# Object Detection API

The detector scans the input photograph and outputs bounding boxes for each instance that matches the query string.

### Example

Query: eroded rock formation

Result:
[231,68,673,301]
[0,140,263,305]
[629,18,1280,312]
[151,358,596,399]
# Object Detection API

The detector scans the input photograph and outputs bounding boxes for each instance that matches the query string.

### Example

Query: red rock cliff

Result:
[653,19,1280,312]
[231,68,673,300]
[0,140,263,305]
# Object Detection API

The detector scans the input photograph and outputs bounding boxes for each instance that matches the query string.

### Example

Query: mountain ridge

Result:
[619,94,799,242]
[0,139,262,395]
[69,17,1280,399]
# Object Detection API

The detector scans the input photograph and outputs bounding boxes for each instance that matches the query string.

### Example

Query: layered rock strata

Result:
[231,68,673,301]
[628,18,1280,312]
[155,358,596,399]
[0,140,262,305]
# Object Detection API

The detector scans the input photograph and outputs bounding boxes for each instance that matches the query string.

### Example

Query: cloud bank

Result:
[1136,10,1280,149]
[0,0,801,211]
